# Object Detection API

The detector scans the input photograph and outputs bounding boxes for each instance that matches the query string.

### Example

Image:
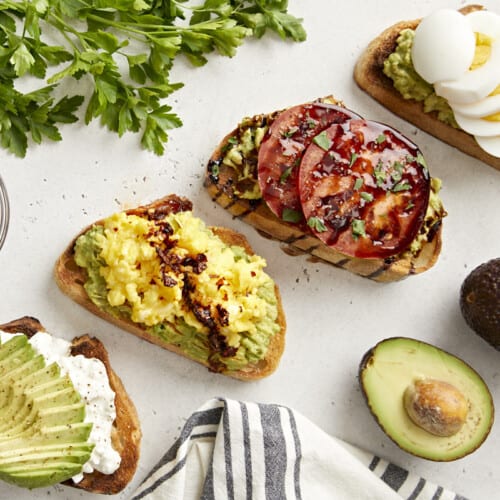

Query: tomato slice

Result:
[257,102,361,227]
[298,119,431,259]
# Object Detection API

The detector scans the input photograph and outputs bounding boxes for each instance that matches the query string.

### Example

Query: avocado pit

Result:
[403,378,468,437]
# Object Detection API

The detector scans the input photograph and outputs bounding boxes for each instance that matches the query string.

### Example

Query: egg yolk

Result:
[471,33,500,121]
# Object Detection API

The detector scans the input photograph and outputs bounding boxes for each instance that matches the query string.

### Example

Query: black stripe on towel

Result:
[431,486,443,500]
[408,478,426,500]
[201,457,215,500]
[285,407,302,500]
[240,401,253,500]
[381,462,409,492]
[223,403,235,500]
[259,403,287,500]
[368,455,380,471]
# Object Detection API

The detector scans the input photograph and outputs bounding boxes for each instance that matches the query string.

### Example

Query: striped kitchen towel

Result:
[132,398,466,500]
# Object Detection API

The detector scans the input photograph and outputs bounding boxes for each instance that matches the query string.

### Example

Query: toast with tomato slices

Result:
[353,4,500,171]
[204,97,446,282]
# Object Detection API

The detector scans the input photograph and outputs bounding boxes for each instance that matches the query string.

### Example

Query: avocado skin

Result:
[460,258,500,350]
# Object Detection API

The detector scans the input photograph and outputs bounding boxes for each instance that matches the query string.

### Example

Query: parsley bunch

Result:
[0,0,306,157]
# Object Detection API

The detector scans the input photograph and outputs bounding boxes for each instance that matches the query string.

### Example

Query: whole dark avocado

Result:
[460,258,500,349]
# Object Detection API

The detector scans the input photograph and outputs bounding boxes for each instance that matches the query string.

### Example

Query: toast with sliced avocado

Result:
[54,195,286,380]
[354,5,500,171]
[0,316,141,494]
[204,97,445,282]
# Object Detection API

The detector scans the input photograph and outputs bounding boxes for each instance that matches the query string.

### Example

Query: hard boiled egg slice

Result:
[411,9,475,84]
[450,92,500,118]
[475,135,500,157]
[435,11,500,104]
[466,10,500,38]
[435,42,500,104]
[454,111,500,136]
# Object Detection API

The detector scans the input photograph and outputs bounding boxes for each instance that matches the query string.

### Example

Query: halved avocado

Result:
[359,337,494,461]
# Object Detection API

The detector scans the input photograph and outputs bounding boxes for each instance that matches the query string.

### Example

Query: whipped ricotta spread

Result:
[0,330,121,482]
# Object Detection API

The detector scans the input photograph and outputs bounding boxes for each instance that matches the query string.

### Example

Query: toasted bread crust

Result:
[54,195,286,381]
[0,316,141,494]
[353,4,500,172]
[204,113,443,283]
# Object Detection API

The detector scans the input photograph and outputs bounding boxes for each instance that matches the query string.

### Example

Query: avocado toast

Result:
[354,5,500,171]
[0,316,141,493]
[55,195,286,380]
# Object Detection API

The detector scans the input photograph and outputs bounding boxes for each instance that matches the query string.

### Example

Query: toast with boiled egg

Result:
[54,195,286,381]
[204,97,446,282]
[0,316,141,494]
[354,4,500,171]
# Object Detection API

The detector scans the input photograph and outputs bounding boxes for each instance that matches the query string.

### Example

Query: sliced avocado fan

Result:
[0,334,93,489]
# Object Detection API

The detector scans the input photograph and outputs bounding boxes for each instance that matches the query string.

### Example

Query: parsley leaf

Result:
[313,130,331,151]
[0,0,306,157]
[307,216,327,232]
[282,208,303,223]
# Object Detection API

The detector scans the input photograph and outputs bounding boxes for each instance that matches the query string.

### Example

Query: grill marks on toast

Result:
[204,160,420,282]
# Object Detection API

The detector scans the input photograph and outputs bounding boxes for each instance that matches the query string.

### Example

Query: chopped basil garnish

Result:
[374,161,386,187]
[282,208,303,223]
[280,166,293,184]
[210,163,220,177]
[353,177,363,191]
[307,216,327,232]
[351,219,366,239]
[349,152,358,167]
[282,126,299,138]
[313,131,331,151]
[391,161,403,182]
[392,181,411,192]
[360,191,374,202]
[416,152,427,168]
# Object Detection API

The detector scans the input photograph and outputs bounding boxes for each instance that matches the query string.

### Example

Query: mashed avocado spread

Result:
[74,210,280,372]
[383,29,458,127]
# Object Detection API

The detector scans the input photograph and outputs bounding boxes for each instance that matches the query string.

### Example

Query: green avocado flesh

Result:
[383,29,458,127]
[0,335,93,489]
[359,337,494,461]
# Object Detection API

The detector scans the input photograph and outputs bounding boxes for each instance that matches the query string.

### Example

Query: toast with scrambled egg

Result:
[0,316,141,494]
[204,99,445,282]
[54,195,286,380]
[354,5,500,171]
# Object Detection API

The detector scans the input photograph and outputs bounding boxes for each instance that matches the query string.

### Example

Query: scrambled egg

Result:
[95,210,274,348]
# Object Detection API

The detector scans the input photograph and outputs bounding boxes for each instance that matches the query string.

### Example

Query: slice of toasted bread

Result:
[0,316,141,494]
[204,105,444,283]
[54,195,286,381]
[353,5,500,172]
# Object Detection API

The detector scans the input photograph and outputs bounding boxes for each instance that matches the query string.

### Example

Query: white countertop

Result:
[1,1,499,498]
